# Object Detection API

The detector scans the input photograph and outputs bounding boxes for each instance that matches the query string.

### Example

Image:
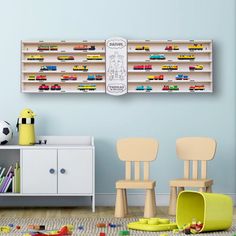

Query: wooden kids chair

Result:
[114,138,159,218]
[169,137,217,215]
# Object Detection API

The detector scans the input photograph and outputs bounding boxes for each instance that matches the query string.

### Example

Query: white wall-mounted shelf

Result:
[21,39,213,94]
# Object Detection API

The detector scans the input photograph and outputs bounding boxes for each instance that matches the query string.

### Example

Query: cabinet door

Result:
[58,149,93,194]
[22,149,57,194]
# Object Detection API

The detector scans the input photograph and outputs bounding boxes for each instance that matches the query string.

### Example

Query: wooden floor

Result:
[0,207,235,219]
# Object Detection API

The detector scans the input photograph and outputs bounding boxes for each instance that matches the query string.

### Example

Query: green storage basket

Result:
[176,191,233,232]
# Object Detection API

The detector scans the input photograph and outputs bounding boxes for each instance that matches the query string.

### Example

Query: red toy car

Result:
[95,74,103,80]
[51,84,61,90]
[162,85,170,91]
[133,65,152,70]
[39,84,49,91]
[30,226,70,236]
[61,75,77,81]
[148,75,164,80]
[36,75,47,81]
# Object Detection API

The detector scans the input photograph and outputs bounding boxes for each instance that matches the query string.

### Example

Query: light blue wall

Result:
[0,0,235,194]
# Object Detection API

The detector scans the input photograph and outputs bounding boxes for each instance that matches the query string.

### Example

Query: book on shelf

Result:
[0,162,20,193]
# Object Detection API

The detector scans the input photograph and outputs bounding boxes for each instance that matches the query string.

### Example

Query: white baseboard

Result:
[0,193,234,207]
[95,193,236,206]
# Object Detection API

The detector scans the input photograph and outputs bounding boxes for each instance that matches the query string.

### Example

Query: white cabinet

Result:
[22,149,57,194]
[58,149,93,194]
[0,136,95,211]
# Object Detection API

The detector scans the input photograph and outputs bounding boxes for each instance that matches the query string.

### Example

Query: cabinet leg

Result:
[92,195,95,212]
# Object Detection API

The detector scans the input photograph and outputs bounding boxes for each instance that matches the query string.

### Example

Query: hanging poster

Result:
[106,37,127,96]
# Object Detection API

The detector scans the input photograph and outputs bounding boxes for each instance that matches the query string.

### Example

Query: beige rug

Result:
[0,217,235,235]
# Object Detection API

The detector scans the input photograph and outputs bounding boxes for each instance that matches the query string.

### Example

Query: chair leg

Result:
[151,189,157,216]
[199,187,205,192]
[178,187,185,195]
[206,186,212,193]
[169,186,177,215]
[115,188,125,218]
[123,189,128,215]
[144,189,156,218]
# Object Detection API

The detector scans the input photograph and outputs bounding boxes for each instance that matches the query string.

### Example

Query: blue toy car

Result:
[136,85,145,91]
[149,54,166,60]
[146,85,152,91]
[87,75,95,80]
[40,65,57,71]
[175,74,189,80]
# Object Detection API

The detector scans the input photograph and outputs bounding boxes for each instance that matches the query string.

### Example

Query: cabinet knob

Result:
[60,168,66,174]
[49,168,55,174]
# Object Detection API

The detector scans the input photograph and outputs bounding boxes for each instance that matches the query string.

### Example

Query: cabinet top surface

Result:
[0,136,94,149]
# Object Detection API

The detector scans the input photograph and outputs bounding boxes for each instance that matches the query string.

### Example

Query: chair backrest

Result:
[117,138,159,181]
[176,137,217,179]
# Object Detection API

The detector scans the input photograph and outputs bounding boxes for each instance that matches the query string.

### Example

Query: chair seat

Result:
[170,178,213,187]
[116,180,156,189]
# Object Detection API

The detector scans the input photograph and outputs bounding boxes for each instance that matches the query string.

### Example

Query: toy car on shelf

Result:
[28,75,36,80]
[95,74,103,80]
[165,45,179,50]
[149,54,165,60]
[162,85,169,91]
[136,85,152,91]
[73,65,88,71]
[135,45,150,51]
[147,75,164,80]
[61,75,77,81]
[78,84,96,91]
[27,55,44,60]
[177,54,195,60]
[57,56,74,60]
[73,45,95,50]
[189,85,205,91]
[36,75,47,81]
[162,85,179,91]
[87,55,103,60]
[51,84,61,90]
[188,44,203,51]
[189,65,203,70]
[162,65,178,70]
[87,74,103,80]
[136,85,145,91]
[169,85,179,90]
[133,64,152,70]
[38,45,58,51]
[39,84,49,91]
[40,65,57,71]
[175,74,189,80]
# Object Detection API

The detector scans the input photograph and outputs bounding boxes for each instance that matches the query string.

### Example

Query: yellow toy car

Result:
[177,54,195,60]
[162,65,178,70]
[28,75,36,80]
[78,84,96,91]
[188,44,203,50]
[27,55,44,60]
[135,45,150,51]
[57,56,74,60]
[87,55,103,60]
[189,65,204,70]
[73,65,88,71]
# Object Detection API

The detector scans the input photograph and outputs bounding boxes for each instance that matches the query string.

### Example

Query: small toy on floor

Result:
[175,220,203,235]
[119,230,130,235]
[23,225,73,236]
[0,226,11,233]
[127,218,177,232]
